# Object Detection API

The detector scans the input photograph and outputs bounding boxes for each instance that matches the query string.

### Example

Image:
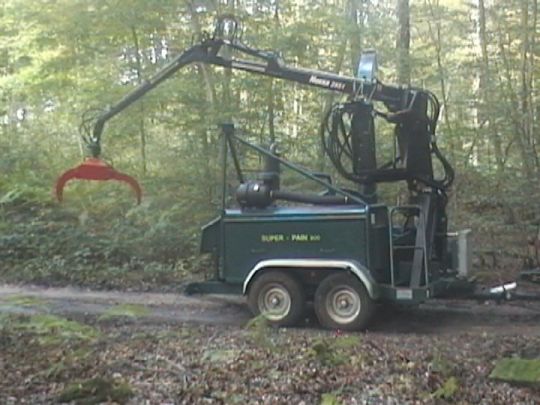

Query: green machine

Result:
[57,17,536,331]
[191,116,458,331]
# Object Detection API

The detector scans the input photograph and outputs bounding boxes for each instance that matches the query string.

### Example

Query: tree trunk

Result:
[494,4,534,177]
[532,0,539,172]
[478,0,504,172]
[267,2,281,144]
[187,2,218,203]
[131,26,147,174]
[519,0,533,169]
[396,0,411,85]
[522,0,539,172]
[221,0,236,122]
[426,0,456,161]
[348,0,363,74]
[318,1,354,170]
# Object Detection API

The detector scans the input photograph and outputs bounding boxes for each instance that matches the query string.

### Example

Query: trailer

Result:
[56,16,540,331]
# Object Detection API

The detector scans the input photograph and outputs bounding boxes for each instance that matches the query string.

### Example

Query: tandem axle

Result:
[185,125,540,331]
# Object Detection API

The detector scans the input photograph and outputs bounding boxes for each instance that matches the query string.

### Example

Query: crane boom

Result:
[58,17,453,208]
[89,37,415,146]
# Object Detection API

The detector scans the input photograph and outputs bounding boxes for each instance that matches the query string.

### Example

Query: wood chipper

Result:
[56,16,540,331]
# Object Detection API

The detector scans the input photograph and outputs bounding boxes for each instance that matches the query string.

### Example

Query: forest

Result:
[1,0,540,403]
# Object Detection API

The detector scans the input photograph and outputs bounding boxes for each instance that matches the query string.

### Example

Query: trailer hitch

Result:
[470,281,540,302]
[55,158,142,204]
[521,268,540,284]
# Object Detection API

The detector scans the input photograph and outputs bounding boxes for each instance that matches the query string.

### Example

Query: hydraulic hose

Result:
[320,90,455,193]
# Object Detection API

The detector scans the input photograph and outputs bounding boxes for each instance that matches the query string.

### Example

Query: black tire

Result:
[247,271,306,327]
[314,272,375,331]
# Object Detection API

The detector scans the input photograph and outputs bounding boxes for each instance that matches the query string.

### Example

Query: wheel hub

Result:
[326,287,361,324]
[259,284,291,321]
[339,298,350,309]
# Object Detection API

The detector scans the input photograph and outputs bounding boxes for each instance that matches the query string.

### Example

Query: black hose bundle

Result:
[320,102,364,184]
[424,90,454,190]
[320,90,454,193]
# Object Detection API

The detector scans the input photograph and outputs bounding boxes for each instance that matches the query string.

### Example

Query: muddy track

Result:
[1,284,539,335]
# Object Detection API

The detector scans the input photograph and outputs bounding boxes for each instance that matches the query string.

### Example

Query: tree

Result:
[396,0,410,85]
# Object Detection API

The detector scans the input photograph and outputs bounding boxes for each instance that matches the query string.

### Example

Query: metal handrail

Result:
[388,205,428,287]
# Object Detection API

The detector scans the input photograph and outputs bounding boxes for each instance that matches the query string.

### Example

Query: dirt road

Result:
[2,283,540,404]
[1,284,539,335]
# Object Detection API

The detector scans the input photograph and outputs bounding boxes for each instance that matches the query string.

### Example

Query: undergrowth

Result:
[1,167,539,290]
[0,313,99,346]
[0,198,213,290]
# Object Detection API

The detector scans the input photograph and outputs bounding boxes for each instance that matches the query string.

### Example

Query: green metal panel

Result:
[221,206,368,283]
[200,216,221,254]
[366,205,391,283]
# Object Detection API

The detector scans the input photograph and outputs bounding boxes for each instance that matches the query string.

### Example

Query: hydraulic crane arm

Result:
[57,16,453,204]
[87,35,415,154]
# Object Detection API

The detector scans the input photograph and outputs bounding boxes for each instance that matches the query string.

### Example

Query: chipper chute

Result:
[55,157,142,204]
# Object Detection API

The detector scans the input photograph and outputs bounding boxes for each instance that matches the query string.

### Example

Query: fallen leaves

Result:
[0,316,539,404]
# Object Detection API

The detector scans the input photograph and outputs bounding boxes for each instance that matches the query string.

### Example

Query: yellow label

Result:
[261,233,321,243]
[261,234,285,243]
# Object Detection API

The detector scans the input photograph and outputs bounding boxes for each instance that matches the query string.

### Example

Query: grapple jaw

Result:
[55,158,142,204]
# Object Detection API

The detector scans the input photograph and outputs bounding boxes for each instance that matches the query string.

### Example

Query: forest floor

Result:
[1,284,540,404]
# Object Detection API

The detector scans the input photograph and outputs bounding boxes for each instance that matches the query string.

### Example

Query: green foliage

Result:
[0,313,99,346]
[489,358,540,387]
[427,352,460,400]
[245,314,273,348]
[308,335,361,367]
[2,294,46,307]
[430,353,456,377]
[432,376,459,400]
[320,392,344,405]
[0,201,205,289]
[1,0,539,287]
[44,347,93,380]
[57,377,133,404]
[202,349,240,363]
[98,303,150,321]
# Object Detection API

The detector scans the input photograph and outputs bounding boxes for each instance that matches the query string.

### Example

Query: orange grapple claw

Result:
[55,158,142,204]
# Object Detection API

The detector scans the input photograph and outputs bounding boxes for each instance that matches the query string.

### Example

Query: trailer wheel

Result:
[247,271,305,326]
[314,273,374,331]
